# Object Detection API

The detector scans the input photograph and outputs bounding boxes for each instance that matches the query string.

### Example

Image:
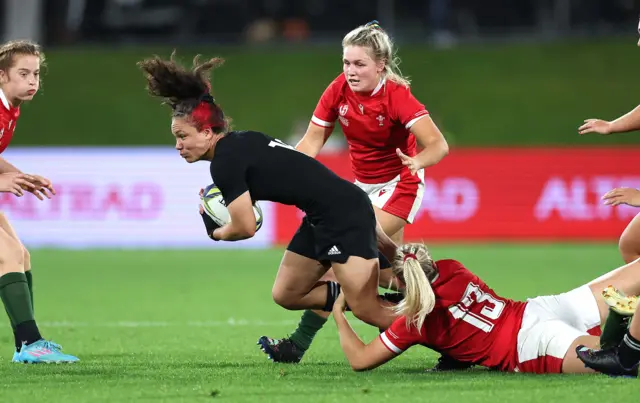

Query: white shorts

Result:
[354,169,425,224]
[515,285,601,374]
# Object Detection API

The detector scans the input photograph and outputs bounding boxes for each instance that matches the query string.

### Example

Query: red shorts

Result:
[354,169,424,223]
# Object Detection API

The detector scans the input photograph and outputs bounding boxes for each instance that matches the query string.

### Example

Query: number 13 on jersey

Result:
[448,283,506,332]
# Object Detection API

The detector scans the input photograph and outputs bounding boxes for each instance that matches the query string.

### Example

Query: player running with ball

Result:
[139,51,400,334]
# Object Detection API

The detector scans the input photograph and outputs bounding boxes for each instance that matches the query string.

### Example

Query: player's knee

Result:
[618,234,640,264]
[271,286,297,310]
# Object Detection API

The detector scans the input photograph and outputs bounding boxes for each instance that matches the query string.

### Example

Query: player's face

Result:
[343,46,384,93]
[171,117,213,163]
[0,55,40,104]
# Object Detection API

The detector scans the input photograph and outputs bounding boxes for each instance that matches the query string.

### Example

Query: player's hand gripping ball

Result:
[201,184,263,231]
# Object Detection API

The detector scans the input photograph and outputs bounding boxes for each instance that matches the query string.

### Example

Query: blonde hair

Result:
[391,243,438,332]
[342,22,410,87]
[0,40,45,72]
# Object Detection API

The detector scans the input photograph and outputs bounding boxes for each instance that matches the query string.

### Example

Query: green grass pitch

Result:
[0,244,637,402]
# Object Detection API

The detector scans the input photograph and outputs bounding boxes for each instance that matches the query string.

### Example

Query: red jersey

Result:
[0,90,20,154]
[311,74,429,183]
[380,259,527,371]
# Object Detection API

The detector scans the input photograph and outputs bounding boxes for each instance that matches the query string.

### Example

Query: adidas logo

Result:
[327,245,341,255]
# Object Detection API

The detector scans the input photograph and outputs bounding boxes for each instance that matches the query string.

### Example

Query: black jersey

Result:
[210,131,370,224]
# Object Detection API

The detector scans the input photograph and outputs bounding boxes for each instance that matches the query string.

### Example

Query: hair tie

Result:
[365,20,382,30]
[403,253,417,262]
[199,93,215,104]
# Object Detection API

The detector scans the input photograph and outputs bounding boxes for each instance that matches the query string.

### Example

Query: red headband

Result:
[403,253,417,262]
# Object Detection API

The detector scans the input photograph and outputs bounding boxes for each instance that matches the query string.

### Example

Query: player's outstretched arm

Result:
[602,187,640,207]
[332,293,397,371]
[212,191,257,241]
[0,156,21,174]
[579,105,640,135]
[295,123,334,158]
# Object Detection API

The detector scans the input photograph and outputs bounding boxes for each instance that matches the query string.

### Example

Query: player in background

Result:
[0,40,78,363]
[577,86,640,268]
[331,242,640,375]
[258,20,450,365]
[138,52,401,334]
[576,185,640,376]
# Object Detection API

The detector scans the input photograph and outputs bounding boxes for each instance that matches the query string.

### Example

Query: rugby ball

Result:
[201,184,263,231]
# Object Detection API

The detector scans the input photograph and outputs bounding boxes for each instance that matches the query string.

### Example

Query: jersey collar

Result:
[0,89,10,111]
[370,77,386,96]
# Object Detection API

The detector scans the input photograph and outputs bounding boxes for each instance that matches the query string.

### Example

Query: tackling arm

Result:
[333,306,398,371]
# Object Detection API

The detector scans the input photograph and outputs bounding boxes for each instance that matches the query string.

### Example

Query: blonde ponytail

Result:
[392,243,438,333]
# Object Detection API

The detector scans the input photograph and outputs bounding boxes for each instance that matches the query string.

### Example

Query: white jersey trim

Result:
[371,77,386,96]
[0,89,10,111]
[405,113,428,130]
[311,115,334,128]
[407,169,425,222]
[380,332,403,354]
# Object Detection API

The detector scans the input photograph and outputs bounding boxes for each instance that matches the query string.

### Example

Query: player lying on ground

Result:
[139,52,400,331]
[0,40,78,363]
[331,242,640,374]
[258,20,450,367]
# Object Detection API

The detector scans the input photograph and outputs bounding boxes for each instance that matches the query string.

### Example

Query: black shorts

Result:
[286,213,389,268]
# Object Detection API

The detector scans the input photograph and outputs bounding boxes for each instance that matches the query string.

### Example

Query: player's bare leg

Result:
[570,258,640,376]
[259,210,404,363]
[270,251,330,310]
[619,213,640,264]
[587,258,640,324]
[562,335,600,373]
[0,213,34,353]
[0,227,75,362]
[373,207,405,245]
[576,305,640,377]
[0,227,29,350]
[586,215,640,350]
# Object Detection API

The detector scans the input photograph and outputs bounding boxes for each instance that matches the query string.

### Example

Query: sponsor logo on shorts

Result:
[327,245,341,255]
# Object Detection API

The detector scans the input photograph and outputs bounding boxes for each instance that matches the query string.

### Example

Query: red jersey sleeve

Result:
[379,315,422,354]
[389,85,429,130]
[311,76,341,128]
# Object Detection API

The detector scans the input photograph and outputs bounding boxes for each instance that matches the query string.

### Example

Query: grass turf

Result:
[0,244,636,402]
